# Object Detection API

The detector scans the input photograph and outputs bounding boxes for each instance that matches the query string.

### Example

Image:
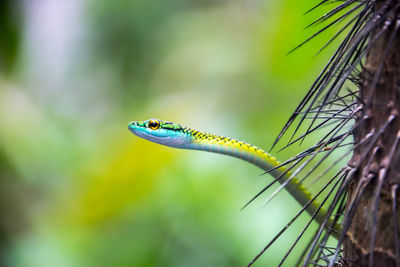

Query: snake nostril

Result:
[128,122,138,131]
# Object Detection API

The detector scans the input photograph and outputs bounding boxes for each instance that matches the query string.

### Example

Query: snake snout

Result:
[128,121,138,133]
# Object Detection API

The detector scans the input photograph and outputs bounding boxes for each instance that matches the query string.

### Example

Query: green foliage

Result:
[0,0,21,75]
[0,1,342,266]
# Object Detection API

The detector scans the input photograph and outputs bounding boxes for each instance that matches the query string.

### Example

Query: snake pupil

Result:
[148,120,160,130]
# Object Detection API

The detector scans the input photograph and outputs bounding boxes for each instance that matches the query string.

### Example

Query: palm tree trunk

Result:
[345,2,400,265]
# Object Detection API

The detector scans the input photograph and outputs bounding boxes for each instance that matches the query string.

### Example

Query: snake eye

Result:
[148,120,160,130]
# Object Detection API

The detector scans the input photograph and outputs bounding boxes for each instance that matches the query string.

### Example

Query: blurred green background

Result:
[0,0,345,266]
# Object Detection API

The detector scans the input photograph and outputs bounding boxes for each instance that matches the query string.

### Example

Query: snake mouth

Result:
[128,122,142,135]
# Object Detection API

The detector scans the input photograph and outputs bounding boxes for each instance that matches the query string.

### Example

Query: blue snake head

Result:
[128,119,192,148]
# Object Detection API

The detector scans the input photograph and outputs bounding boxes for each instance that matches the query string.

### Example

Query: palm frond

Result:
[252,0,400,265]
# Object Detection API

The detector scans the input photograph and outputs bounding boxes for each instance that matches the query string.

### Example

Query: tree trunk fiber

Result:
[345,3,400,265]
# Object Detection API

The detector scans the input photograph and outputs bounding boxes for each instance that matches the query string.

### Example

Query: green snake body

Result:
[129,119,341,237]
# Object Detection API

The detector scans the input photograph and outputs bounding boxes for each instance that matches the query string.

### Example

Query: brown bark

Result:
[345,4,400,266]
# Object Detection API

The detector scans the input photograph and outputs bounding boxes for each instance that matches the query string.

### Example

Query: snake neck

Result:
[181,128,341,238]
[185,129,278,171]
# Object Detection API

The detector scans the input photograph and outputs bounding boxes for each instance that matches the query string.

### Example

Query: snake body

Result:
[129,119,341,237]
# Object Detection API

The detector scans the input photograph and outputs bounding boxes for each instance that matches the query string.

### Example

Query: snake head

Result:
[128,119,192,148]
